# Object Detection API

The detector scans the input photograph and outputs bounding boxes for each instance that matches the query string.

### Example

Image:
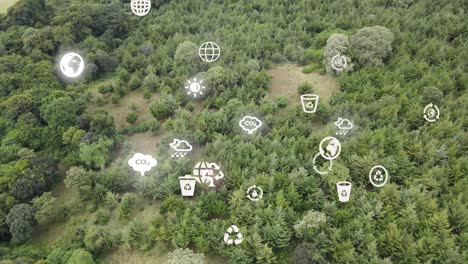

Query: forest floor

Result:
[0,0,17,13]
[267,64,339,103]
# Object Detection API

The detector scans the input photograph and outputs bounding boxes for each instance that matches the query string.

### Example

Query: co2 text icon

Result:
[128,153,157,176]
[239,116,262,134]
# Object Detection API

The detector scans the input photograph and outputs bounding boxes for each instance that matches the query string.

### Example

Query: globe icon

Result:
[131,0,151,17]
[60,52,84,78]
[199,42,220,62]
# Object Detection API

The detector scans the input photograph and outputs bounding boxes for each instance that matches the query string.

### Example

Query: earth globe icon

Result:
[199,42,220,62]
[131,0,151,17]
[60,52,84,78]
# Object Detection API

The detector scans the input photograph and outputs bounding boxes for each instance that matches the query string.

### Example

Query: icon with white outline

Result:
[423,103,440,122]
[312,153,333,175]
[336,181,352,203]
[60,52,84,78]
[300,94,319,113]
[369,165,388,188]
[185,77,206,98]
[199,42,220,62]
[179,175,198,196]
[193,161,224,188]
[247,185,263,201]
[224,225,243,245]
[331,54,347,71]
[131,0,151,17]
[319,136,342,160]
[170,139,192,158]
[239,116,262,134]
[128,153,157,176]
[334,118,353,135]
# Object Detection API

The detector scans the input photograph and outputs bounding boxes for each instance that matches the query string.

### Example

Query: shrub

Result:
[297,82,314,95]
[98,84,114,94]
[276,96,289,108]
[119,193,136,220]
[126,112,138,124]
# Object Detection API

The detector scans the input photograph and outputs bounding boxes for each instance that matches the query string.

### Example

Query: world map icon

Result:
[60,52,84,78]
[131,0,151,17]
[199,42,220,62]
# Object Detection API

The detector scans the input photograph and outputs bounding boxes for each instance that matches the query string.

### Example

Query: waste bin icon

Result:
[179,175,198,197]
[300,94,319,113]
[336,181,352,203]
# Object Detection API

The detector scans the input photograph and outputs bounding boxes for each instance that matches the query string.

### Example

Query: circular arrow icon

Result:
[423,103,440,122]
[247,185,263,201]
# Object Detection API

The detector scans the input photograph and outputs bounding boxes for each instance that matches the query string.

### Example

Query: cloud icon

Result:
[334,118,353,129]
[239,116,262,134]
[128,153,157,176]
[170,139,193,152]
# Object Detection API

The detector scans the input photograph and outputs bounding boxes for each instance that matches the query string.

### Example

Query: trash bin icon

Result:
[179,175,198,197]
[300,94,319,113]
[336,181,352,203]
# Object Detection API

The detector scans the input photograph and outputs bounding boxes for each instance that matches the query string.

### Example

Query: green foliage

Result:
[31,192,59,225]
[6,204,36,244]
[83,227,109,254]
[276,96,288,108]
[149,95,178,119]
[350,26,394,67]
[119,193,136,220]
[167,248,205,264]
[66,249,94,264]
[297,82,314,95]
[126,111,138,124]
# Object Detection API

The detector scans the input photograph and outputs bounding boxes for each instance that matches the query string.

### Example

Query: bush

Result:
[276,96,289,108]
[297,82,314,95]
[98,83,114,94]
[128,74,142,91]
[126,112,138,124]
[149,95,178,119]
[94,210,110,225]
[111,94,120,104]
[119,193,136,220]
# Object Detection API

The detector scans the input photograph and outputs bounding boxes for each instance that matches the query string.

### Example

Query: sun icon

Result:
[185,78,206,98]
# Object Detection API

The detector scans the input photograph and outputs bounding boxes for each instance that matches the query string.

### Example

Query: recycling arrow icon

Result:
[223,225,243,245]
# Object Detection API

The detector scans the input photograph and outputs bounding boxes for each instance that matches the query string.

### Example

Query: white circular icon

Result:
[223,225,243,245]
[312,153,333,175]
[246,185,263,201]
[185,77,206,98]
[60,52,84,78]
[131,0,151,17]
[423,103,440,122]
[319,136,341,160]
[199,42,220,62]
[331,54,347,71]
[369,165,388,187]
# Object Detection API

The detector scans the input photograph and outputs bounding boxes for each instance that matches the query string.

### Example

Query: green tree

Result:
[350,26,394,66]
[6,203,36,244]
[31,192,59,224]
[66,249,94,264]
[119,193,136,220]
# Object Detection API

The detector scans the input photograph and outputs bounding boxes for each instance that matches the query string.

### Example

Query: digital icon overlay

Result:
[331,54,347,71]
[334,118,353,135]
[170,139,192,157]
[300,94,319,113]
[246,185,263,201]
[128,153,157,176]
[369,165,388,188]
[239,116,262,134]
[185,77,206,98]
[179,175,198,197]
[423,103,440,122]
[224,225,243,245]
[312,153,333,175]
[131,0,151,17]
[199,42,220,62]
[336,181,352,203]
[193,161,224,188]
[60,52,84,78]
[319,136,342,160]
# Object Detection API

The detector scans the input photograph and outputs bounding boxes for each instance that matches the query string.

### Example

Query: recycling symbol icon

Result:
[184,183,192,190]
[223,225,243,245]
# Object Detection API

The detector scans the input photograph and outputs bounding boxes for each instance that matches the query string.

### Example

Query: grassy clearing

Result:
[0,0,17,13]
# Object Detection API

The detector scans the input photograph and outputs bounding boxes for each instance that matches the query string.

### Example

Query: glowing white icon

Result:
[193,161,224,188]
[179,175,198,197]
[199,42,220,62]
[239,116,262,134]
[336,181,352,203]
[185,77,206,98]
[60,52,84,78]
[131,0,151,17]
[331,54,347,71]
[369,165,388,188]
[319,136,342,160]
[312,153,333,175]
[224,225,243,245]
[246,185,263,201]
[128,153,157,176]
[423,103,440,122]
[170,139,192,158]
[300,94,319,113]
[334,118,353,135]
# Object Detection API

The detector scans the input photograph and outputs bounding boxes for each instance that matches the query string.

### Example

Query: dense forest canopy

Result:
[0,0,466,263]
